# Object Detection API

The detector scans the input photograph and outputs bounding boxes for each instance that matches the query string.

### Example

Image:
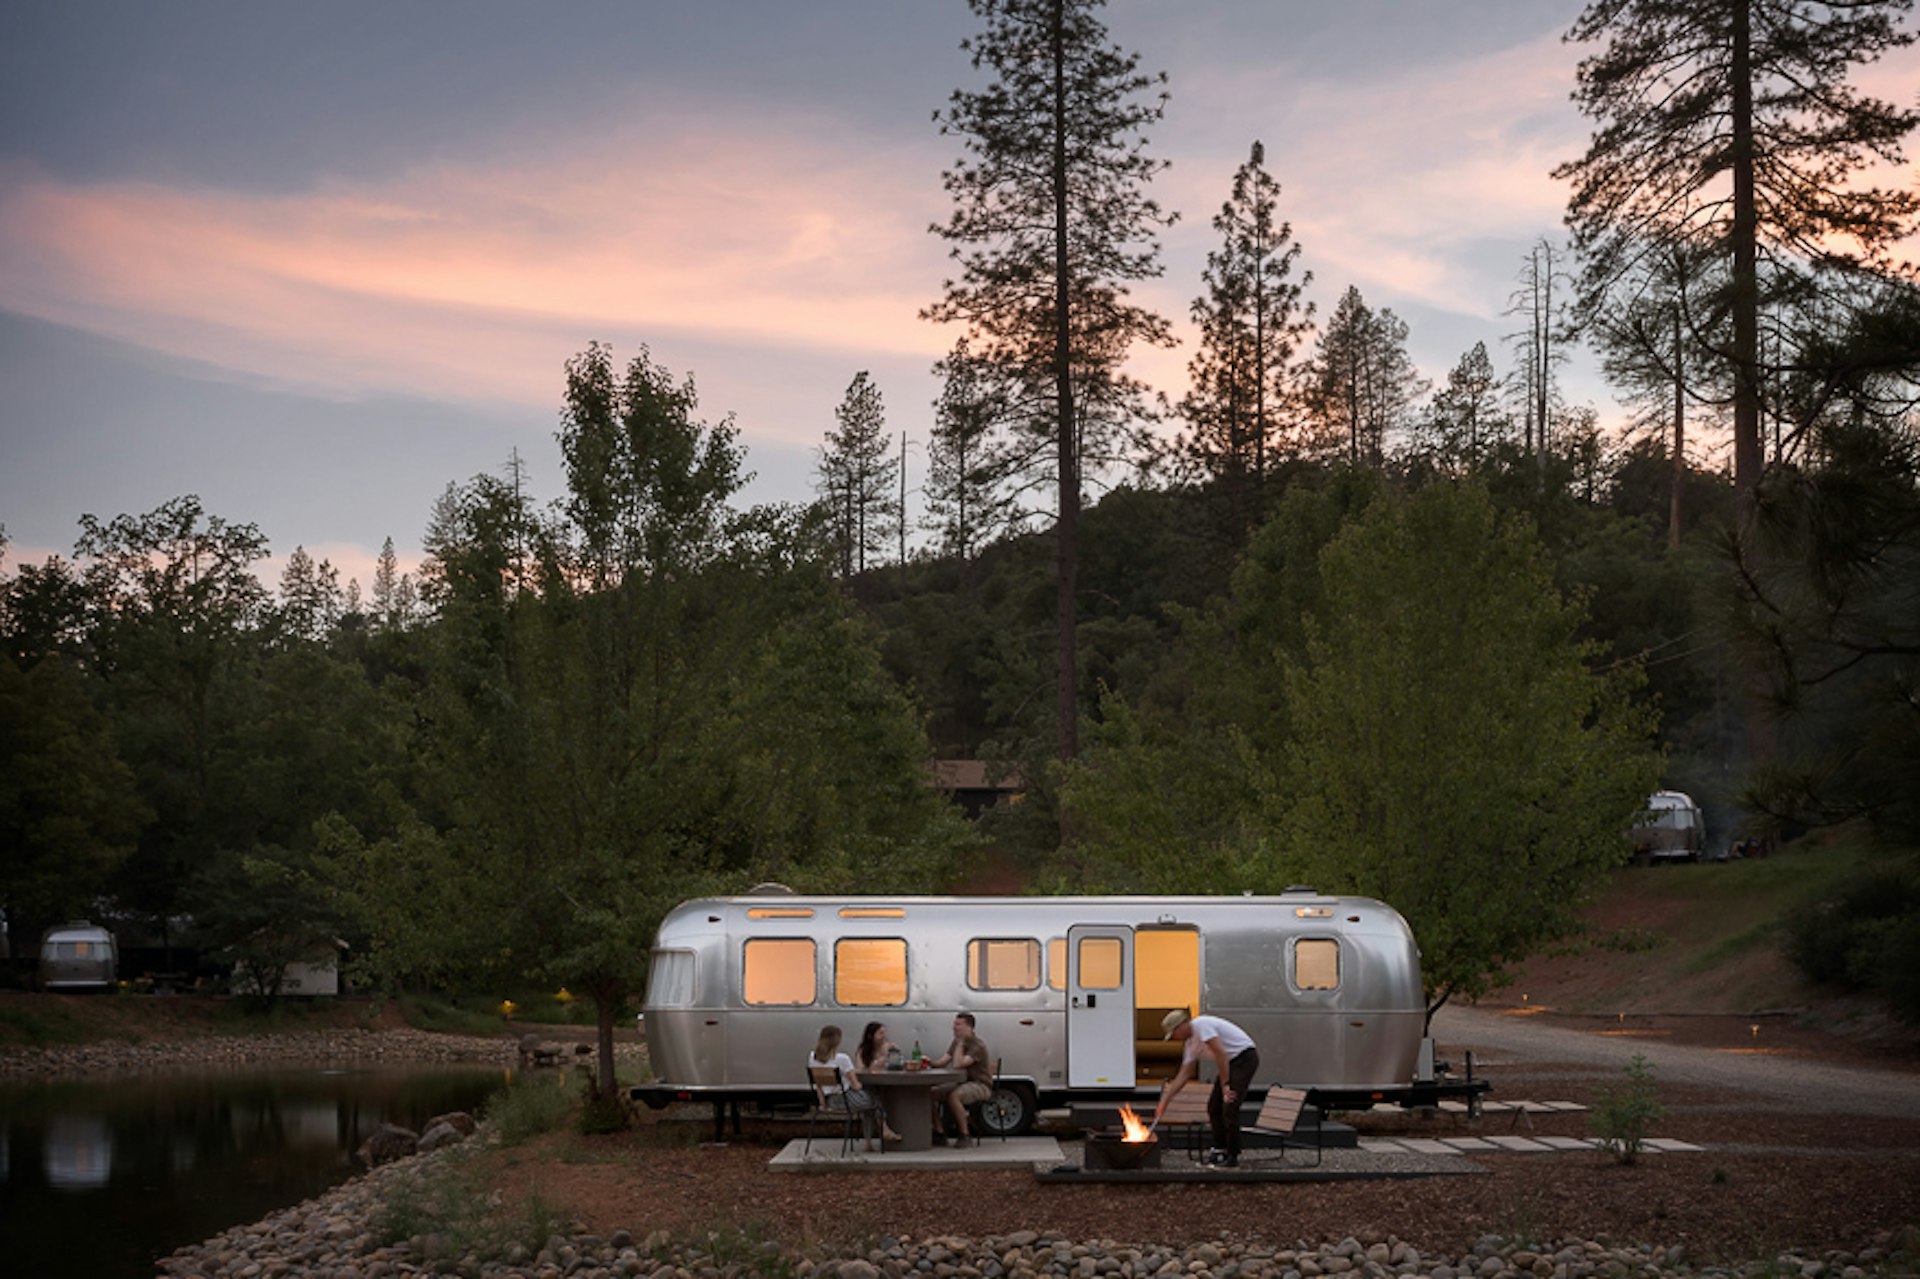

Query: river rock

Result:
[357,1123,418,1166]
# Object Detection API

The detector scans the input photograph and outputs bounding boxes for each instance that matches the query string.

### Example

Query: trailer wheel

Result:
[975,1081,1036,1137]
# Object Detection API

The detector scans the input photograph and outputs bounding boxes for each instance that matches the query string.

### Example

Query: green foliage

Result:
[395,344,970,1101]
[486,1075,577,1145]
[1588,1053,1666,1164]
[577,1086,628,1136]
[0,655,146,942]
[1784,858,1920,1019]
[1067,481,1660,1007]
[374,1154,568,1264]
[1279,484,1661,1007]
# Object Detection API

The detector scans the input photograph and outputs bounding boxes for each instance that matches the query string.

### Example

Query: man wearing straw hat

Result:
[1150,1008,1259,1166]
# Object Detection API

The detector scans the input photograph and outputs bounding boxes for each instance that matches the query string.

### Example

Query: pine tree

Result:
[1503,238,1574,472]
[926,0,1176,761]
[924,340,1019,570]
[1555,0,1919,528]
[1419,342,1510,471]
[371,536,401,632]
[1309,287,1425,468]
[1180,140,1314,540]
[817,371,900,578]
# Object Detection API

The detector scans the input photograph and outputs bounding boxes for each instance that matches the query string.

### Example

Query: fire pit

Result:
[1085,1129,1161,1170]
[1084,1104,1162,1171]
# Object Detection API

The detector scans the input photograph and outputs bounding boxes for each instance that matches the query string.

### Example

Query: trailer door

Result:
[1066,924,1134,1087]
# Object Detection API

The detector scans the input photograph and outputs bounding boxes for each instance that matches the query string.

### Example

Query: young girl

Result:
[808,1024,901,1148]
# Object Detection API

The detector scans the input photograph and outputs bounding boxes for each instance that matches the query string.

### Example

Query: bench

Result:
[1245,1087,1322,1166]
[1134,1007,1185,1081]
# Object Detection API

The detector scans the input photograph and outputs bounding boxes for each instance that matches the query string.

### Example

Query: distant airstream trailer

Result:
[38,921,118,992]
[629,887,1485,1135]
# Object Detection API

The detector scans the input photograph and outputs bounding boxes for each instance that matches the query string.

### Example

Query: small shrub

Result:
[578,1089,629,1135]
[1588,1053,1665,1164]
[374,1159,567,1264]
[487,1076,575,1145]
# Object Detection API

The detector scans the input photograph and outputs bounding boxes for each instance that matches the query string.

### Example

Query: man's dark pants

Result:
[1208,1048,1260,1157]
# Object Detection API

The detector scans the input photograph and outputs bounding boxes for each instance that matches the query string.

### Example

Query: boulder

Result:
[357,1123,419,1166]
[418,1121,463,1153]
[426,1110,477,1137]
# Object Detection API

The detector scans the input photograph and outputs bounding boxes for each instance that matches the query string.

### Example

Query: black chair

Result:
[803,1065,860,1157]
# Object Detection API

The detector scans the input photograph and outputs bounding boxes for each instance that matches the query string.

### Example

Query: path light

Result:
[500,998,517,1019]
[1751,1024,1759,1038]
[1521,993,1528,1003]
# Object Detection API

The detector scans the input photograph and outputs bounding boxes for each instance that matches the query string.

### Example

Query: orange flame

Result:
[1117,1104,1151,1142]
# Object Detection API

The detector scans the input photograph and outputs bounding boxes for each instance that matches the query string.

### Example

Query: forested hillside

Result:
[5,0,1919,1043]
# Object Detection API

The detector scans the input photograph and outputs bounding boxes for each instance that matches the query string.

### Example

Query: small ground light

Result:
[500,998,517,1018]
[1751,1024,1759,1038]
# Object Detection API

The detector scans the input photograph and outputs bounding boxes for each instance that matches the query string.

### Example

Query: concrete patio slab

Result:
[769,1135,1063,1172]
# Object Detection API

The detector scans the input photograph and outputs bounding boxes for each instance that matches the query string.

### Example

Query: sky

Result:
[4,1,1913,593]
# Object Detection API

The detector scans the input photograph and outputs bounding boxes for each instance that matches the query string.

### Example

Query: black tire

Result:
[974,1081,1036,1137]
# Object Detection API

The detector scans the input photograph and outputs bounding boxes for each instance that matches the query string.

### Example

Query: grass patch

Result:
[0,1001,90,1047]
[375,1153,570,1266]
[1679,917,1782,976]
[486,1074,578,1145]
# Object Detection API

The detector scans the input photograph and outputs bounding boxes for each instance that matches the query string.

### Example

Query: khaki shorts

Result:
[948,1080,992,1107]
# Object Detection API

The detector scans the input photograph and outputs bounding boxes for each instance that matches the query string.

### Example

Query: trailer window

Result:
[646,949,696,1008]
[1047,938,1066,990]
[743,939,815,1005]
[834,938,907,1005]
[1294,937,1339,990]
[966,938,1041,991]
[1077,936,1124,989]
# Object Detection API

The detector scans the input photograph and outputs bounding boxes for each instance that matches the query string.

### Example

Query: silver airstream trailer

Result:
[38,921,118,992]
[629,887,1484,1135]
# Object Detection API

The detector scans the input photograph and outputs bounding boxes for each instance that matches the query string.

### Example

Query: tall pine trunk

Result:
[1051,0,1079,763]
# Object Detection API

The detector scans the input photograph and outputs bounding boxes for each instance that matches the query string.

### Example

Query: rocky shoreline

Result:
[157,1136,1920,1279]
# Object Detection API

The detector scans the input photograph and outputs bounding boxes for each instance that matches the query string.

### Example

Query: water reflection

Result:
[44,1113,113,1189]
[0,1064,500,1279]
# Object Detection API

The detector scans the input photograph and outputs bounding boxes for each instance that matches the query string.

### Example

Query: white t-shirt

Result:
[1180,1015,1256,1066]
[808,1050,857,1095]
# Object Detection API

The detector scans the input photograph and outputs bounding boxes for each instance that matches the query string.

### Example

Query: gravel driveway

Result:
[1433,1004,1920,1116]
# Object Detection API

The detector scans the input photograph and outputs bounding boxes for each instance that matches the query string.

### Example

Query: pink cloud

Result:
[0,118,953,427]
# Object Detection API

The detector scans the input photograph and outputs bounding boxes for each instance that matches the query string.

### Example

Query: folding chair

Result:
[1244,1087,1323,1166]
[803,1065,861,1157]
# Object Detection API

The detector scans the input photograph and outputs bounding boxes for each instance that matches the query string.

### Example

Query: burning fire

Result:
[1117,1104,1152,1143]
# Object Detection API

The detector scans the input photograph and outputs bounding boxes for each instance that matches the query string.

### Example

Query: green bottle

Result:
[912,1039,922,1063]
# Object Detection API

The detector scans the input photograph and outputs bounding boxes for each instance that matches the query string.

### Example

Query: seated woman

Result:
[808,1024,902,1149]
[856,1020,902,1074]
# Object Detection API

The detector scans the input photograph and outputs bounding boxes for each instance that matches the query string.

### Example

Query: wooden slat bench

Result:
[1246,1087,1323,1166]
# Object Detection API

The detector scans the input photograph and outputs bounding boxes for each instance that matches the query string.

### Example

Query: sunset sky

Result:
[5,1,1913,590]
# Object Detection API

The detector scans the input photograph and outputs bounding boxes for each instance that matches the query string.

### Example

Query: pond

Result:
[0,1064,507,1279]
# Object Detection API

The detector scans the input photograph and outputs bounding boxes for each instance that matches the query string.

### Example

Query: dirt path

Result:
[1434,1004,1920,1117]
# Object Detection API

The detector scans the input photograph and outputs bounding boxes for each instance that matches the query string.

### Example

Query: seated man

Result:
[928,1011,993,1148]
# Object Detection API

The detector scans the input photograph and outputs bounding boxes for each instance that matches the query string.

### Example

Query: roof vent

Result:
[1282,885,1318,895]
[744,882,796,896]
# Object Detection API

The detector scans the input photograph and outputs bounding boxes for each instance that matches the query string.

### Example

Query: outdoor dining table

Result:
[864,1067,963,1152]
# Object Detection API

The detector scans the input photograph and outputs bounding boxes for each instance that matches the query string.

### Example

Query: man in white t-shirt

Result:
[1150,1008,1260,1166]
